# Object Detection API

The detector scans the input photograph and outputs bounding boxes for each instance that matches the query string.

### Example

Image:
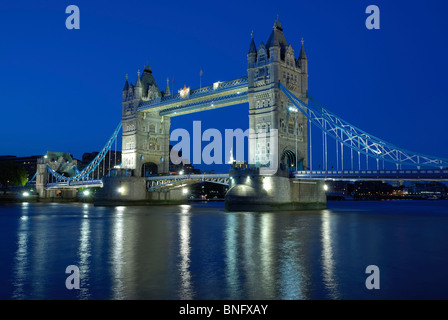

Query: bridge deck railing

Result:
[46,179,103,188]
[291,169,448,180]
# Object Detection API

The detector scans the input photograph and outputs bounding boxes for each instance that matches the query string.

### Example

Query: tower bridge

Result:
[34,18,448,209]
[119,17,310,182]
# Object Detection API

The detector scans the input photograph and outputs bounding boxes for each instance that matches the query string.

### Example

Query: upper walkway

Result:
[138,77,248,116]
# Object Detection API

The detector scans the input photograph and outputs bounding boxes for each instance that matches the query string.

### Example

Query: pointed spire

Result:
[165,77,171,96]
[299,37,307,60]
[144,62,152,73]
[273,14,282,30]
[123,74,129,91]
[266,16,287,49]
[135,70,141,87]
[248,30,257,54]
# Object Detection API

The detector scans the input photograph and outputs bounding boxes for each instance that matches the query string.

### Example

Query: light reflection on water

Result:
[77,208,91,300]
[111,207,124,299]
[178,204,193,299]
[12,203,30,299]
[1,201,448,299]
[321,210,339,299]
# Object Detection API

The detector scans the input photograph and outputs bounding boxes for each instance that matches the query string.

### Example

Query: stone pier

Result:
[94,176,188,206]
[225,167,326,211]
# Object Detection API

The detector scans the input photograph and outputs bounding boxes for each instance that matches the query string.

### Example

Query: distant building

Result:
[354,181,393,199]
[0,155,41,180]
[406,182,447,198]
[325,181,354,200]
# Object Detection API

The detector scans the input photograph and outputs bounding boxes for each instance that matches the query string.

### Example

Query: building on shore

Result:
[0,155,41,180]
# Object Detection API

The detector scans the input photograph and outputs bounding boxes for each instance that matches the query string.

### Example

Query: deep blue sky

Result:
[1,0,447,172]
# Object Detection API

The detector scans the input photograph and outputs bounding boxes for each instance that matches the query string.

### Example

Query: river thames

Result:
[0,200,447,300]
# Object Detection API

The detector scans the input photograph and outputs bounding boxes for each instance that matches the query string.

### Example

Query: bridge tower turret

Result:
[121,65,171,177]
[247,17,309,174]
[298,38,308,96]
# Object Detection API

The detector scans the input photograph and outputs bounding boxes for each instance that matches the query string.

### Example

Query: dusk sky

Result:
[1,0,447,172]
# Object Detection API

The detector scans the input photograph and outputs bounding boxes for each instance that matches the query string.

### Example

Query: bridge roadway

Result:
[146,169,448,191]
[291,169,448,181]
[46,179,103,189]
[146,173,230,191]
[44,169,448,190]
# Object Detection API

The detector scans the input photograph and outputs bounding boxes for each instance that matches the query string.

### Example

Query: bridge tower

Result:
[121,65,171,176]
[226,18,325,211]
[247,17,309,174]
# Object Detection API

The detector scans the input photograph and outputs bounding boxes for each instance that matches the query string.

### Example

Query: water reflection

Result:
[12,203,30,299]
[321,210,339,299]
[111,206,125,299]
[278,217,307,300]
[242,213,255,297]
[178,205,193,299]
[7,202,441,299]
[77,205,91,299]
[223,212,311,299]
[31,205,50,298]
[259,214,274,298]
[224,213,239,299]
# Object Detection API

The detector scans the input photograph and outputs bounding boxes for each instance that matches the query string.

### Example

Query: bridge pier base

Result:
[225,169,327,211]
[94,176,188,206]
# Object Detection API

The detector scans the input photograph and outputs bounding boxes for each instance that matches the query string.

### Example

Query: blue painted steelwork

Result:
[160,91,248,116]
[147,173,230,191]
[26,172,37,185]
[291,169,448,181]
[46,122,122,183]
[145,169,448,193]
[46,179,103,189]
[280,82,448,169]
[138,77,248,113]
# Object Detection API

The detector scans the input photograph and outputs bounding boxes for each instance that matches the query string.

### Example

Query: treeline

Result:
[0,161,28,194]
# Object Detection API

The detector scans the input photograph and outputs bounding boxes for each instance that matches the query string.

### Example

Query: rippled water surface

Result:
[1,200,447,299]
